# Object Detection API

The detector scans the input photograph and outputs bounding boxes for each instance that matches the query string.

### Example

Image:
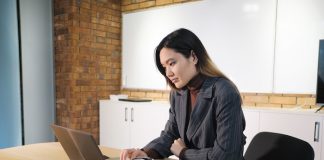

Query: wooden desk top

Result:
[0,142,176,160]
[0,142,120,160]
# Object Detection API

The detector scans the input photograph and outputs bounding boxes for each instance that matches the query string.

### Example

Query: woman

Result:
[120,28,246,160]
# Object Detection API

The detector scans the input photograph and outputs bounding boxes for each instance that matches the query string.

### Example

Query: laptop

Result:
[51,124,118,160]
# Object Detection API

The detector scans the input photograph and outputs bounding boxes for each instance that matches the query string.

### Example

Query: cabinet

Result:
[100,102,324,159]
[259,111,322,160]
[242,110,260,153]
[100,100,170,149]
[243,108,324,160]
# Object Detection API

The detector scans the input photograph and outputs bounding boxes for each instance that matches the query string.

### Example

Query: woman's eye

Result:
[169,61,175,66]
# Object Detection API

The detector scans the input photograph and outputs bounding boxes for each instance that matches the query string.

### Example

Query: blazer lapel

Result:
[186,77,215,141]
[178,89,188,140]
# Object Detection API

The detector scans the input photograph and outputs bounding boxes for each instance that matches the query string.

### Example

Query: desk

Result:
[0,142,176,160]
[0,142,120,160]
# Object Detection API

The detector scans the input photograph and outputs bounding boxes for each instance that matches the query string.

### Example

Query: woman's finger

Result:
[120,149,135,160]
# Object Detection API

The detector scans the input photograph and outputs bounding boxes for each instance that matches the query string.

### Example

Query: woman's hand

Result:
[120,148,148,160]
[170,138,186,157]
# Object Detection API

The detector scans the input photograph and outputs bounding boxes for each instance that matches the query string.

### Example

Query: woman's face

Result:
[160,47,198,89]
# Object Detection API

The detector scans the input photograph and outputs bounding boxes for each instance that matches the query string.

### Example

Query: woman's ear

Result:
[191,50,198,64]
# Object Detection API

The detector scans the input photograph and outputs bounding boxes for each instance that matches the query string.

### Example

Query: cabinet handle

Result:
[131,107,134,122]
[125,107,128,122]
[314,122,320,142]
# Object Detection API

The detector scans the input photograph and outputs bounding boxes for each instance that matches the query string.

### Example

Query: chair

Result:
[244,132,314,160]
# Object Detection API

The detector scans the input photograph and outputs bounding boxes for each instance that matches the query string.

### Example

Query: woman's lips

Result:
[171,78,178,83]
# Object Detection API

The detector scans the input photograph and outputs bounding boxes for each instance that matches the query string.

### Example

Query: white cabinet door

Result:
[242,109,260,153]
[100,101,130,149]
[100,100,170,149]
[129,102,170,148]
[259,112,322,160]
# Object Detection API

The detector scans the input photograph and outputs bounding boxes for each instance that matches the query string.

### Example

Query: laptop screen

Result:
[51,125,85,160]
[51,124,114,160]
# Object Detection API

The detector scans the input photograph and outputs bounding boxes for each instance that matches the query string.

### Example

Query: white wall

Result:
[122,0,324,94]
[273,0,324,94]
[122,0,276,92]
[20,0,55,144]
[0,0,23,148]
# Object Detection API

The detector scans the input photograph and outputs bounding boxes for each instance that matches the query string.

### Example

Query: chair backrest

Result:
[244,132,314,160]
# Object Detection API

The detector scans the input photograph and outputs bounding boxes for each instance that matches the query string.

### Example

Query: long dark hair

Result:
[155,28,229,90]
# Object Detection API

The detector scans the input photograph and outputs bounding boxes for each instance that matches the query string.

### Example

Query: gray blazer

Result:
[144,77,246,160]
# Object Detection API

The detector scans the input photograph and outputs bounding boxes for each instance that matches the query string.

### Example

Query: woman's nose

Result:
[166,67,173,78]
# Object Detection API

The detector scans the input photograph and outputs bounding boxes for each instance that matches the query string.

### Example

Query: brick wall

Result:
[121,89,316,109]
[54,0,121,142]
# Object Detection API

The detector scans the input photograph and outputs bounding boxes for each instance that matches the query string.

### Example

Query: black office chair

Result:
[244,132,314,160]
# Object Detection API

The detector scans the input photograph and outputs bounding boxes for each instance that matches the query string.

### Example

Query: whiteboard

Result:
[122,0,277,92]
[274,0,324,94]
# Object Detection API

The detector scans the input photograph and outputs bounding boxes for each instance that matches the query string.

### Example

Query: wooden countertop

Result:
[0,142,120,160]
